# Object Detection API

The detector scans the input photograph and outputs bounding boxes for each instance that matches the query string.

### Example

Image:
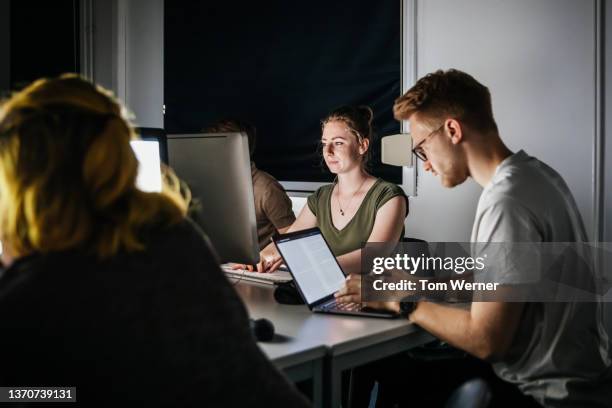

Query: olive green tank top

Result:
[307,178,407,256]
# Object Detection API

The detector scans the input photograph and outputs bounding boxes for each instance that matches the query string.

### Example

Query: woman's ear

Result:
[358,138,370,155]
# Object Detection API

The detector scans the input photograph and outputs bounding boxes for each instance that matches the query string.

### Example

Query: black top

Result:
[0,220,310,407]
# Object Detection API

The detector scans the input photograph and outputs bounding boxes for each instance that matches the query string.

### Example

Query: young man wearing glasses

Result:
[339,69,611,407]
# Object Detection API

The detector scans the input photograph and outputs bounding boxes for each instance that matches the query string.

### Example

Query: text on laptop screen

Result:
[276,232,346,304]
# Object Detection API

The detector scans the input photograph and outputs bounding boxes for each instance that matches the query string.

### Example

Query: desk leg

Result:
[323,359,343,408]
[312,358,324,408]
[322,330,434,407]
[284,359,325,408]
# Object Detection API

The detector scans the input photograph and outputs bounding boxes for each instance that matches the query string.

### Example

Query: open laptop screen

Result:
[130,140,162,193]
[275,229,346,305]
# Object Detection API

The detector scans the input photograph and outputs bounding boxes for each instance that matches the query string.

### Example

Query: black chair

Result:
[400,237,466,360]
[445,378,492,408]
[401,236,429,248]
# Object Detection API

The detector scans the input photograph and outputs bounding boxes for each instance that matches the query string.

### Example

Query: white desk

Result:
[234,281,435,408]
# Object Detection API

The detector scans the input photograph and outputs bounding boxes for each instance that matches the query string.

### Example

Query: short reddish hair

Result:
[393,69,498,133]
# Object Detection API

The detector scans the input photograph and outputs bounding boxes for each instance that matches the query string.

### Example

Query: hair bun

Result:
[322,104,374,139]
[358,105,374,126]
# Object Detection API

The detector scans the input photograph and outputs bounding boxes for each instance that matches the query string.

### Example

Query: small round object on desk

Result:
[250,318,275,342]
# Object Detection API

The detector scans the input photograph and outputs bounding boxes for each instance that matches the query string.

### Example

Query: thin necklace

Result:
[335,176,368,216]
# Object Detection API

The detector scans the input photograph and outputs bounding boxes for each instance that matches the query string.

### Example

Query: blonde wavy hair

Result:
[0,74,188,259]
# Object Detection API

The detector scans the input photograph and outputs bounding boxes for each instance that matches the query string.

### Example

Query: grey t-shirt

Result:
[471,150,611,407]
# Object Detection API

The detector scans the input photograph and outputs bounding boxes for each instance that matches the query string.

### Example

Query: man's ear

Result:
[359,138,370,155]
[446,119,463,145]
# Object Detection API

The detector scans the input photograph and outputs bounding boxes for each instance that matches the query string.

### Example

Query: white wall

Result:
[124,0,163,128]
[605,0,612,243]
[603,0,612,334]
[89,0,117,92]
[84,0,163,128]
[405,0,599,243]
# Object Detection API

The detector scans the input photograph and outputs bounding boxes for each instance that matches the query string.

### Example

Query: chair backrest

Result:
[401,237,432,277]
[288,195,307,218]
[445,378,491,408]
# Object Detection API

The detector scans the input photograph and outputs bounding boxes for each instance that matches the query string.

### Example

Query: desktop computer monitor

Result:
[166,132,260,265]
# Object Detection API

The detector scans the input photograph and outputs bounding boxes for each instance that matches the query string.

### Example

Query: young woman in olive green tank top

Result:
[259,105,408,281]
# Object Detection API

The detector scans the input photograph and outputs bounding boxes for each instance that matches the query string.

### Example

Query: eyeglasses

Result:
[412,124,444,161]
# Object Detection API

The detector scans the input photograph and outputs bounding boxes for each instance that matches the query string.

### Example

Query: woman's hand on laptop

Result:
[257,255,283,273]
[230,263,256,272]
[251,243,283,273]
[335,274,362,304]
[229,255,282,273]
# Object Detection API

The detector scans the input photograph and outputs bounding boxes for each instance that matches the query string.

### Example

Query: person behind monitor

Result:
[205,118,296,252]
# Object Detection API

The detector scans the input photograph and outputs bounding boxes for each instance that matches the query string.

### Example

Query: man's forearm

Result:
[410,301,506,361]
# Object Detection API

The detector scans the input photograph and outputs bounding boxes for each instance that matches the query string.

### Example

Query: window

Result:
[165,0,402,188]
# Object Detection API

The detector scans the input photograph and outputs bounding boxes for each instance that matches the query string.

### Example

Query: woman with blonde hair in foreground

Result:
[0,75,309,407]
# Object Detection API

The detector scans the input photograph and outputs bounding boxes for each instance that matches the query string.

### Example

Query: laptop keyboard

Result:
[320,300,361,312]
[221,264,292,284]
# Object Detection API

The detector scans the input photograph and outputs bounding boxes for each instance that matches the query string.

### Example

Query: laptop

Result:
[273,227,398,319]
